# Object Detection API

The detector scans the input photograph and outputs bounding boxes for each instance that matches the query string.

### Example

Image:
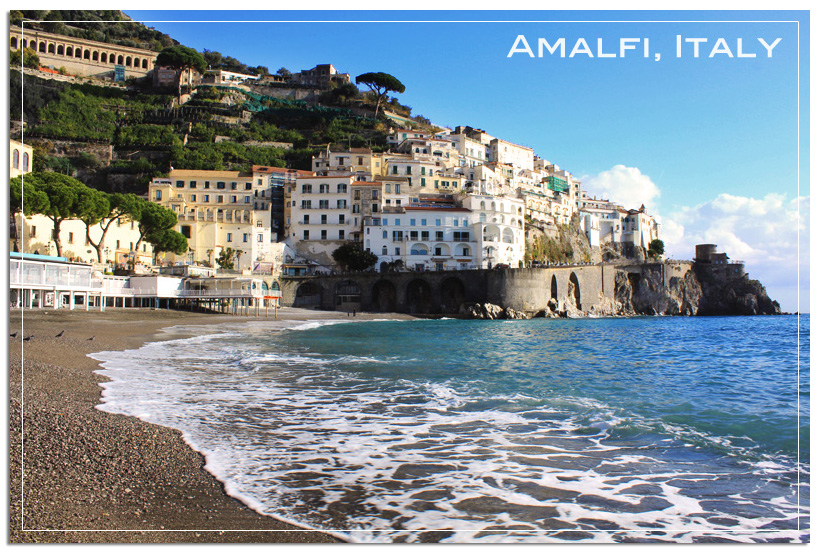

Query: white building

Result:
[462,194,527,268]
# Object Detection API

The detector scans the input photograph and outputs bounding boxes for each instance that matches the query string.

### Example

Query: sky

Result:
[36,7,815,311]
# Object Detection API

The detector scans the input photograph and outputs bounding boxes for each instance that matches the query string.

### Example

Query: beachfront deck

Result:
[9,253,282,314]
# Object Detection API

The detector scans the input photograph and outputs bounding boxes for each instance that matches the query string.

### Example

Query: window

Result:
[301,200,312,209]
[190,194,196,202]
[22,153,29,171]
[203,194,210,203]
[352,204,361,214]
[382,246,388,255]
[406,166,412,175]
[319,200,329,209]
[321,230,327,240]
[204,181,210,189]
[175,180,184,188]
[392,165,398,175]
[217,182,226,189]
[421,219,427,226]
[245,182,252,190]
[319,184,329,194]
[155,190,162,200]
[231,196,238,203]
[321,214,328,224]
[410,230,418,240]
[180,225,191,238]
[421,231,429,241]
[421,167,426,176]
[383,230,388,239]
[304,230,310,240]
[410,219,416,226]
[392,231,403,241]
[339,230,345,240]
[217,195,224,203]
[436,219,442,226]
[436,231,444,241]
[12,149,19,169]
[371,190,378,199]
[231,182,237,190]
[245,196,251,204]
[372,203,379,212]
[67,232,74,244]
[421,177,426,187]
[339,214,345,224]
[395,247,400,255]
[303,214,310,224]
[227,233,232,242]
[337,199,347,209]
[337,183,348,193]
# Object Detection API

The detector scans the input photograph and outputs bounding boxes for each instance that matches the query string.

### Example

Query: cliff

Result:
[614,263,781,317]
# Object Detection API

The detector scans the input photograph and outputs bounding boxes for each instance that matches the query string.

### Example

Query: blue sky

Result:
[121,9,809,311]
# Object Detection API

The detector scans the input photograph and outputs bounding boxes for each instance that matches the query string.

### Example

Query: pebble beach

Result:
[8,307,404,544]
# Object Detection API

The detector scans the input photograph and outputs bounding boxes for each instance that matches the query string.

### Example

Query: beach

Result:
[8,307,408,544]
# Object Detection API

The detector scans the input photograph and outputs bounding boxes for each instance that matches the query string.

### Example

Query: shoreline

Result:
[8,307,412,544]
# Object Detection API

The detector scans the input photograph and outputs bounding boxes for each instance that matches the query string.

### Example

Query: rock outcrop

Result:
[460,303,531,320]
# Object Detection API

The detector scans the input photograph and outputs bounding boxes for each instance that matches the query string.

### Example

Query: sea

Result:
[90,314,809,543]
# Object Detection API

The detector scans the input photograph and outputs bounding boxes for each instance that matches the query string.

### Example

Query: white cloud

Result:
[659,193,809,313]
[581,165,661,211]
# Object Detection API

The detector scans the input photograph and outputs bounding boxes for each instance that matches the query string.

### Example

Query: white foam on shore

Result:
[89,319,809,544]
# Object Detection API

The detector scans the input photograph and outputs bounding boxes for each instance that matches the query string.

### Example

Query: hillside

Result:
[10,69,391,194]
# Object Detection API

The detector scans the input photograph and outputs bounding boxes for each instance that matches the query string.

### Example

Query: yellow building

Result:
[10,139,32,178]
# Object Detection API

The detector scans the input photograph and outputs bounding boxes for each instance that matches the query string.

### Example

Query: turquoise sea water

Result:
[92,314,809,543]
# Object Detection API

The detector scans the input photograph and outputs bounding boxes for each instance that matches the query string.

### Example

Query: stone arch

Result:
[502,228,515,244]
[66,45,73,56]
[409,243,428,255]
[10,37,18,49]
[57,44,64,55]
[142,58,149,69]
[75,48,82,59]
[100,52,108,63]
[456,243,471,257]
[568,272,581,310]
[372,279,396,312]
[379,261,389,273]
[433,243,450,256]
[48,43,55,54]
[117,54,124,65]
[38,41,46,53]
[83,49,90,60]
[406,278,432,314]
[294,281,322,308]
[550,275,558,300]
[126,56,132,67]
[440,277,465,314]
[92,50,99,61]
[335,279,361,310]
[270,280,281,292]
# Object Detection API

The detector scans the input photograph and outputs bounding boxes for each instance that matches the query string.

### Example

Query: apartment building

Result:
[148,169,276,271]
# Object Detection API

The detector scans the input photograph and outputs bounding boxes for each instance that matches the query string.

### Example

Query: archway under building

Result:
[372,279,397,313]
[440,277,465,314]
[335,280,362,312]
[568,272,582,310]
[294,281,322,308]
[406,278,433,314]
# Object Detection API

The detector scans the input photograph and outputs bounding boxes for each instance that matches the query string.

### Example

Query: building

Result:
[291,64,351,88]
[148,169,278,271]
[10,26,157,80]
[10,139,32,178]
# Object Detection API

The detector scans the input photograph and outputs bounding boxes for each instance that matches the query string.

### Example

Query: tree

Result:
[355,72,405,119]
[26,172,85,257]
[216,247,236,270]
[648,239,665,259]
[156,46,207,100]
[10,47,40,69]
[276,67,292,79]
[74,185,110,262]
[135,200,177,254]
[81,192,144,263]
[149,229,188,263]
[332,242,378,272]
[9,176,50,252]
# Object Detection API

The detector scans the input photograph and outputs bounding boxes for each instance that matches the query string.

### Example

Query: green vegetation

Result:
[156,46,208,98]
[648,239,665,259]
[526,232,575,265]
[12,10,176,51]
[332,242,378,272]
[10,47,39,69]
[355,72,406,118]
[9,172,183,262]
[216,248,238,270]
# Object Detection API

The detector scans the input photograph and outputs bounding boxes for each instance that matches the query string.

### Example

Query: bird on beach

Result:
[10,331,18,338]
[23,335,34,342]
[55,330,65,338]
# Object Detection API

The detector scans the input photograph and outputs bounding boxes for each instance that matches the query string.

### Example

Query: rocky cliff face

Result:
[617,264,780,316]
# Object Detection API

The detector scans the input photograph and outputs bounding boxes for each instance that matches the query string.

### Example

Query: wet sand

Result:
[8,307,410,543]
